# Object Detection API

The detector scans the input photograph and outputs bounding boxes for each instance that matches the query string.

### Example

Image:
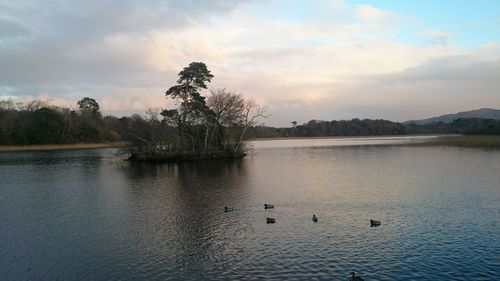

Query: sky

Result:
[0,0,499,126]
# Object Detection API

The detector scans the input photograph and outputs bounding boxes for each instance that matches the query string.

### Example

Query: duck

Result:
[224,206,234,212]
[264,204,275,209]
[349,272,364,281]
[266,217,276,224]
[370,219,381,227]
[312,215,318,222]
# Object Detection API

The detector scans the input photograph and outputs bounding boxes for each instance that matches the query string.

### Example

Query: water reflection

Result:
[112,159,254,279]
[123,158,246,180]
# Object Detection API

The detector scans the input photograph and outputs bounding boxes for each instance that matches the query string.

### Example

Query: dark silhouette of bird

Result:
[349,272,364,281]
[266,217,276,224]
[370,219,381,227]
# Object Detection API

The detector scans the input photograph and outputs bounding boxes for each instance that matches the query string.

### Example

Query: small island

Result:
[124,62,267,162]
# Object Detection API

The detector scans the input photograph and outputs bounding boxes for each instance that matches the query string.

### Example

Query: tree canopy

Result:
[77,97,100,114]
[166,62,213,101]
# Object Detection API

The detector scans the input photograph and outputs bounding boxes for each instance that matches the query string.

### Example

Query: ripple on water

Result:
[1,144,500,280]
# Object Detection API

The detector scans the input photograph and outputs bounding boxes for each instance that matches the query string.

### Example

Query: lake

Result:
[1,137,499,280]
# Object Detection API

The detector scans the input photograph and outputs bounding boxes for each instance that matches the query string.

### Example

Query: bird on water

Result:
[349,272,364,281]
[312,215,318,222]
[370,219,381,227]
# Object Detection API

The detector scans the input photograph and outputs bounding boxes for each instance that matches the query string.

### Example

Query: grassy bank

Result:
[0,142,125,152]
[421,135,500,148]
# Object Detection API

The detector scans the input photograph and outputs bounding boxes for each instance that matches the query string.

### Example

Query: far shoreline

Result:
[2,134,499,153]
[0,142,124,152]
[247,134,457,141]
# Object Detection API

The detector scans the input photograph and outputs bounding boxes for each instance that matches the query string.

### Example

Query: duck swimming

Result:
[266,217,276,224]
[264,204,274,209]
[224,206,234,212]
[349,272,364,281]
[370,219,381,227]
[312,215,318,222]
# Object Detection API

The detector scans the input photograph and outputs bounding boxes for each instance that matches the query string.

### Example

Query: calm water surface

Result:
[1,137,499,280]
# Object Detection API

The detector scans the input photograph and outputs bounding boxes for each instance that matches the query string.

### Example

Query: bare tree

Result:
[235,99,268,150]
[145,107,163,122]
[26,100,49,111]
[206,88,246,151]
[145,107,165,151]
[207,88,245,127]
[0,99,16,110]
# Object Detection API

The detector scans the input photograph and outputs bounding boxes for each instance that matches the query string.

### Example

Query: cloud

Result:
[304,53,500,122]
[0,0,249,93]
[0,16,28,39]
[355,5,392,22]
[420,31,451,49]
[395,55,500,82]
[0,0,499,126]
[1,1,250,38]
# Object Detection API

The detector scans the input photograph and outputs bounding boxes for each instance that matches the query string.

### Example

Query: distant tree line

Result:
[1,97,105,145]
[244,118,500,139]
[0,97,171,146]
[404,118,500,135]
[2,98,499,148]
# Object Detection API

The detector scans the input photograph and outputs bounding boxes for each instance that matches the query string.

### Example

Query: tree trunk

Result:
[204,124,210,154]
[187,134,196,156]
[235,125,249,151]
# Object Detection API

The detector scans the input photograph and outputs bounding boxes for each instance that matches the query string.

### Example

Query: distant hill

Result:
[405,108,500,125]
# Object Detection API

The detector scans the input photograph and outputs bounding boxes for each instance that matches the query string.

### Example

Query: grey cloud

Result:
[425,36,448,48]
[0,0,251,97]
[0,17,28,39]
[341,56,500,121]
[2,0,252,41]
[0,37,173,87]
[231,46,314,63]
[263,55,500,126]
[393,55,500,82]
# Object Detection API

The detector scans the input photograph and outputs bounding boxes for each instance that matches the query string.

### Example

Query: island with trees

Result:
[125,62,268,162]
